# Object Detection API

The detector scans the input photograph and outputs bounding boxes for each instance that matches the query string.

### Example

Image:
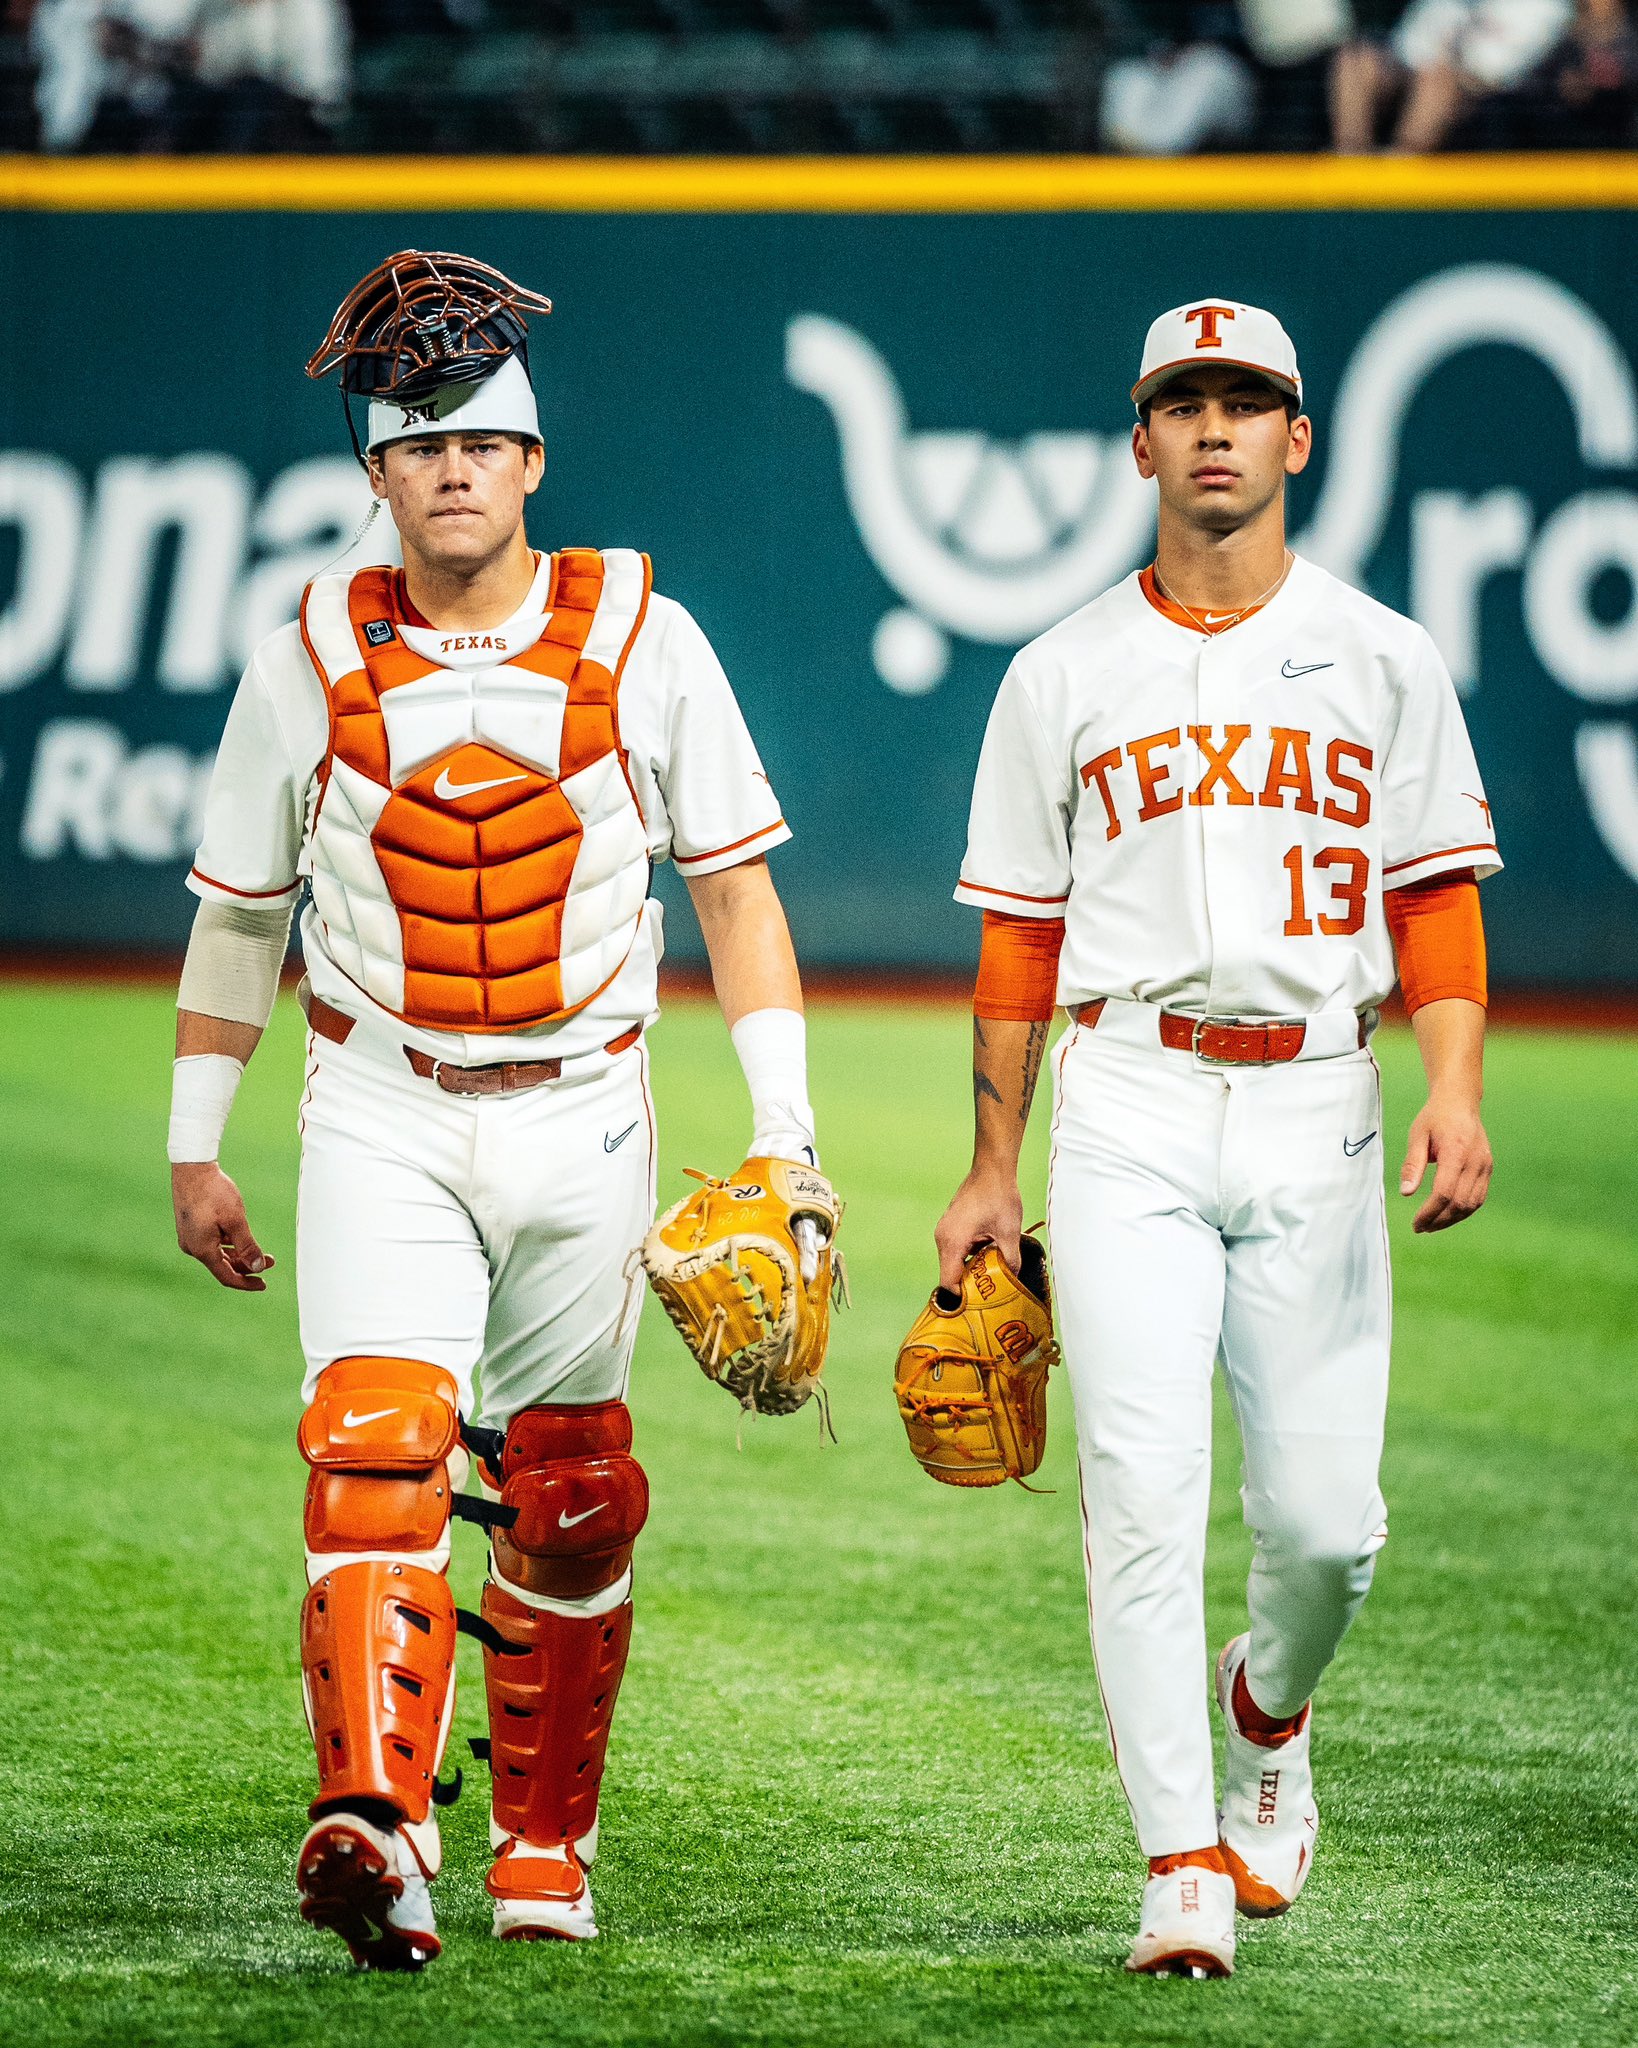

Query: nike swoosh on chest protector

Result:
[341,1407,397,1429]
[559,1503,608,1529]
[433,767,530,801]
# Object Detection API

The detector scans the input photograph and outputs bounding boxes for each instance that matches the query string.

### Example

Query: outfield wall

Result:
[3,155,1637,980]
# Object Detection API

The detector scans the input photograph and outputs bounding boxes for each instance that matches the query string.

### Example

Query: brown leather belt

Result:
[306,992,641,1095]
[1074,999,1365,1065]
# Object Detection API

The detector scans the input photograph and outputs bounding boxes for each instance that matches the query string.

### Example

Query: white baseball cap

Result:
[366,348,541,451]
[1132,299,1303,411]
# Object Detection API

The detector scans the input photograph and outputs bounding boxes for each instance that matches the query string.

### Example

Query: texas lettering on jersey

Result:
[956,556,1502,1020]
[1079,726,1374,838]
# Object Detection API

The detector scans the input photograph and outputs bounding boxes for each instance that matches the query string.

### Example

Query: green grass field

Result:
[1,983,1635,2048]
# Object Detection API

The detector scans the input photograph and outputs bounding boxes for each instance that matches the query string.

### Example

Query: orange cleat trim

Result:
[1218,1835,1296,1919]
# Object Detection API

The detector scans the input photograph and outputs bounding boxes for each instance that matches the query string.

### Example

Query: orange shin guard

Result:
[297,1358,462,1824]
[481,1402,647,1847]
[482,1580,634,1848]
[301,1559,456,1823]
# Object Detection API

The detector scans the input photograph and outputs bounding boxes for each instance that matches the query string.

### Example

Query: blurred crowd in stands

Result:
[1,0,1633,155]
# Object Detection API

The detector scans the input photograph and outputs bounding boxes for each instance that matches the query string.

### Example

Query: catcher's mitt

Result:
[895,1234,1057,1488]
[640,1157,846,1417]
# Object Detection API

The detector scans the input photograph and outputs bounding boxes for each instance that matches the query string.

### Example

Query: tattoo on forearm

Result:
[1019,1020,1048,1123]
[974,1068,1003,1111]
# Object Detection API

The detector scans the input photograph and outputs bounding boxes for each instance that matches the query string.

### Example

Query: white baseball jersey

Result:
[956,554,1501,1020]
[189,551,789,1061]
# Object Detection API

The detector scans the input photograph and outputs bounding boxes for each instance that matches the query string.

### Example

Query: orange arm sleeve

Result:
[974,910,1066,1021]
[1385,870,1487,1014]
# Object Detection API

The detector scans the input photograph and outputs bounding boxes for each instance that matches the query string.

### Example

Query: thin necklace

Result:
[1154,550,1293,634]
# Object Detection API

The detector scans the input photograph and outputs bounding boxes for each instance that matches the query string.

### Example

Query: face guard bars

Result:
[305,250,553,465]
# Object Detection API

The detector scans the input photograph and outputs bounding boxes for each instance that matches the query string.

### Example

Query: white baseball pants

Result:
[295,1023,657,1429]
[1047,1012,1390,1858]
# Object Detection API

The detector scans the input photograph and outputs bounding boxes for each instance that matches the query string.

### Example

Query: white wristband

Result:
[730,1006,817,1164]
[168,1054,245,1164]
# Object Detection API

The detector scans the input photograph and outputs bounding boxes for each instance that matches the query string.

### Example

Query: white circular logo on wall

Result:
[787,266,1638,886]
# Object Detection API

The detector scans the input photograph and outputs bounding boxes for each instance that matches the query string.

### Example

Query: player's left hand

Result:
[1399,1093,1493,1233]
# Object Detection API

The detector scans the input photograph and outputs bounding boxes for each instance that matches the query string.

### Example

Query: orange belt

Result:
[306,992,641,1095]
[1074,1000,1365,1066]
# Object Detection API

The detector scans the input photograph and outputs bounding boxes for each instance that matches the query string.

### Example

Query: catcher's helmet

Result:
[305,249,553,405]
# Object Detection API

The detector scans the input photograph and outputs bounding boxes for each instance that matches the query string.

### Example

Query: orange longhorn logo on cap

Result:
[1185,304,1237,349]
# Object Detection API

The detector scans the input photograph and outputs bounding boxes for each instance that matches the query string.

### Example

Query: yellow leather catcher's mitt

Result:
[640,1157,846,1416]
[895,1234,1057,1487]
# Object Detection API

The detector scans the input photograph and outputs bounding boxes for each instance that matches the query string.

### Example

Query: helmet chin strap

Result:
[342,388,367,470]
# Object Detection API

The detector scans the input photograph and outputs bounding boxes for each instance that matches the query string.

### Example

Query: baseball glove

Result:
[894,1234,1057,1488]
[640,1157,846,1417]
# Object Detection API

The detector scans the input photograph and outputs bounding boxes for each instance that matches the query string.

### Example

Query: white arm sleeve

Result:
[176,899,295,1030]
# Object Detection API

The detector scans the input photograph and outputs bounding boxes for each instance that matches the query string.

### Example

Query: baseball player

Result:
[935,299,1498,1977]
[167,252,821,1968]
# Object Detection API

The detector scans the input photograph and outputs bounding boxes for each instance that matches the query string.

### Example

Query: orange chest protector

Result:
[298,548,652,1033]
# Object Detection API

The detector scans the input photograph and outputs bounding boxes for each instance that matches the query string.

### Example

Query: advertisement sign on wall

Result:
[3,166,1636,979]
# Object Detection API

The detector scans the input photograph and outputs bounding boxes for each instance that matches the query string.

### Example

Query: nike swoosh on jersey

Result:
[1203,613,1238,625]
[433,766,529,801]
[558,1502,608,1529]
[342,1406,398,1429]
[1281,659,1334,677]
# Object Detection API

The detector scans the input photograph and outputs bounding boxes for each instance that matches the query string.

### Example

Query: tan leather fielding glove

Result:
[895,1234,1057,1487]
[640,1157,846,1416]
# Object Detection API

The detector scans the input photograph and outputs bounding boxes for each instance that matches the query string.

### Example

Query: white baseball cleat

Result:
[1215,1632,1319,1917]
[1125,1861,1237,1978]
[487,1837,599,1942]
[297,1812,440,1971]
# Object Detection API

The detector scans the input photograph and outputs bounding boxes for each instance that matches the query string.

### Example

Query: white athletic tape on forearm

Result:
[731,1006,817,1162]
[167,1054,245,1164]
[177,899,294,1030]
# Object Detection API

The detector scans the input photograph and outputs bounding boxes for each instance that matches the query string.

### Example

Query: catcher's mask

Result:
[306,249,552,463]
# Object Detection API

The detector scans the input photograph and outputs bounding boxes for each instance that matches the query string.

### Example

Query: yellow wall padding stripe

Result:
[4,153,1638,213]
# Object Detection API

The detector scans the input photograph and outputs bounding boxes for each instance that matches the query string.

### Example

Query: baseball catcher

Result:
[167,250,830,1969]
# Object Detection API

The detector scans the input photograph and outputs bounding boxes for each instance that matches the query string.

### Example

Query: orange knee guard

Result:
[489,1400,649,1601]
[299,1357,460,1556]
[297,1358,461,1823]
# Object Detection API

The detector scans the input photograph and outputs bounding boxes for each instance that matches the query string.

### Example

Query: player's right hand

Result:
[171,1163,276,1292]
[934,1169,1023,1291]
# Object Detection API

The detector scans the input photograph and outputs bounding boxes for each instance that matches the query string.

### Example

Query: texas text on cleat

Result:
[1125,1860,1237,1979]
[1216,1632,1320,1917]
[297,1812,440,1972]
